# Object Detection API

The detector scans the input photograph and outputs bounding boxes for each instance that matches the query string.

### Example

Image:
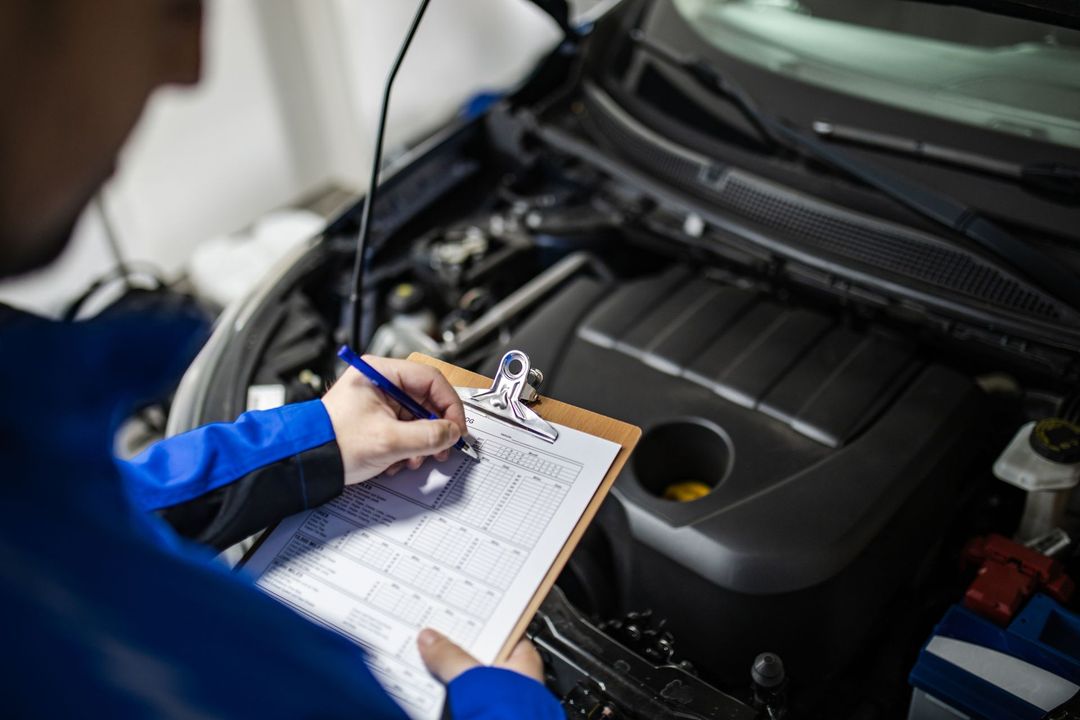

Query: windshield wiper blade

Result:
[629,30,780,153]
[813,121,1080,200]
[631,32,1080,310]
[630,30,781,153]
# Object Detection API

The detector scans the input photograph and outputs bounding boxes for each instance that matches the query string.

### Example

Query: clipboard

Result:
[406,351,641,662]
[242,350,640,665]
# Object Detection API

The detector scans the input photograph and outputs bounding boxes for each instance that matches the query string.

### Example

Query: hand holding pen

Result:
[321,347,477,485]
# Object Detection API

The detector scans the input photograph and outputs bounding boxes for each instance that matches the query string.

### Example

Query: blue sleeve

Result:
[117,399,337,512]
[446,667,564,720]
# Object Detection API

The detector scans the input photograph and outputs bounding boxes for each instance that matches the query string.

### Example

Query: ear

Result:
[157,0,204,87]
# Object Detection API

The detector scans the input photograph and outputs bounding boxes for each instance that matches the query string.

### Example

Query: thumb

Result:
[384,420,460,463]
[497,639,545,683]
[418,629,479,683]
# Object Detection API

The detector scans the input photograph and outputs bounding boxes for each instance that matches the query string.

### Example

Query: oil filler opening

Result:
[633,419,732,502]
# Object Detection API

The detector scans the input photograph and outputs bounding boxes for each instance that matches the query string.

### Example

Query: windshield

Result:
[672,0,1080,149]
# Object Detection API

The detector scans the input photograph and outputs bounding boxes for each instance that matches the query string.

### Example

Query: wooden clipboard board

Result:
[242,353,641,664]
[406,353,641,662]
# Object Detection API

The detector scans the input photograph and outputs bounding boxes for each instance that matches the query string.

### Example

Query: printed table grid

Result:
[442,579,499,617]
[369,583,428,626]
[461,541,524,590]
[471,432,583,484]
[488,478,567,546]
[389,554,449,597]
[339,530,398,572]
[438,461,506,527]
[409,518,473,567]
[292,514,508,622]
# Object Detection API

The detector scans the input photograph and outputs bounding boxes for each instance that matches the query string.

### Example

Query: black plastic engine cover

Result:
[492,265,983,686]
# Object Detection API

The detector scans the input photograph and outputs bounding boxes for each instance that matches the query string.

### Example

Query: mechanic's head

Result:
[0,0,203,279]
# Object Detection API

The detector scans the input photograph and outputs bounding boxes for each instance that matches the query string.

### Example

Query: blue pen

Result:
[337,345,479,460]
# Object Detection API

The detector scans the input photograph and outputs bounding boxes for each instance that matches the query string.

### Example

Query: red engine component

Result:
[962,534,1074,625]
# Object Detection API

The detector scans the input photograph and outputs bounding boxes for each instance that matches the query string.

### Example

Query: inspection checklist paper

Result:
[243,411,621,719]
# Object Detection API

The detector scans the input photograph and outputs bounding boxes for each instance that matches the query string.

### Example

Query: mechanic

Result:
[0,1,563,718]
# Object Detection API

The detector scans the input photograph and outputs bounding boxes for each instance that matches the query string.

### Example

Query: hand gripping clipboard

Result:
[407,351,641,662]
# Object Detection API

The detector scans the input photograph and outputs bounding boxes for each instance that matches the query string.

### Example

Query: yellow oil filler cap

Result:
[662,481,712,502]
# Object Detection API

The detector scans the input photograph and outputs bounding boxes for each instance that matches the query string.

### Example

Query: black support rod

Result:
[348,0,434,350]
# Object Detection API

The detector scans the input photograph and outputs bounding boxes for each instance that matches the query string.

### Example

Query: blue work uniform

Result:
[0,304,563,719]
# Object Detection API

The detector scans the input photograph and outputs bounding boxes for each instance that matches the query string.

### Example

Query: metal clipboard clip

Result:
[457,350,559,443]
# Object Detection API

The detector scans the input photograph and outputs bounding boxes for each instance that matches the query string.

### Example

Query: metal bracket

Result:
[457,350,559,443]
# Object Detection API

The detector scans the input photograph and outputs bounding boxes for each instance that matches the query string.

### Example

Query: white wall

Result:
[332,0,559,153]
[0,0,563,316]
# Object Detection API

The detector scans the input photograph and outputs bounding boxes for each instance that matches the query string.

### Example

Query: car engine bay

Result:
[167,2,1080,717]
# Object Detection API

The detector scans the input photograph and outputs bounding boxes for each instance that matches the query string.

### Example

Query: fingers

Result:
[497,639,546,683]
[363,356,467,435]
[418,629,479,684]
[417,632,547,686]
[326,356,468,484]
[383,452,447,479]
[380,418,460,465]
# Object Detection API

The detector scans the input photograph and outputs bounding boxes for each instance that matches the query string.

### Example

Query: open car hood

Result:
[913,0,1080,29]
[534,0,1080,37]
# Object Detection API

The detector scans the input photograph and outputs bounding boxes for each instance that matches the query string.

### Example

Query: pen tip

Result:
[460,442,480,461]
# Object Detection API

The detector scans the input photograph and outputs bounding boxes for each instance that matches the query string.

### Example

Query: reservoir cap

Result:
[1030,418,1080,464]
